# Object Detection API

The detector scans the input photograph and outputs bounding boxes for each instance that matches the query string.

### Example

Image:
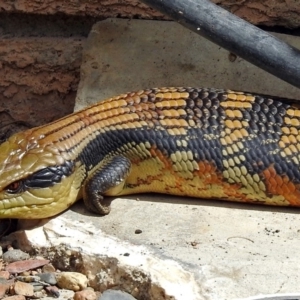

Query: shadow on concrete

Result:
[70,193,300,217]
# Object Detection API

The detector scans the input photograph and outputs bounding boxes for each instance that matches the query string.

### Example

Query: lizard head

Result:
[0,129,82,219]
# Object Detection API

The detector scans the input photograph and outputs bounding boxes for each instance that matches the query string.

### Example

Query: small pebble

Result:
[134,229,142,234]
[56,272,88,291]
[37,272,57,285]
[99,290,137,300]
[3,250,29,263]
[45,285,60,298]
[14,281,34,297]
[74,289,97,300]
[16,275,41,283]
[19,271,31,276]
[42,263,56,273]
[30,282,45,292]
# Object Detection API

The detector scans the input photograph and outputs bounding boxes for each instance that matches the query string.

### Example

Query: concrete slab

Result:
[64,198,300,300]
[75,19,300,110]
[50,19,300,299]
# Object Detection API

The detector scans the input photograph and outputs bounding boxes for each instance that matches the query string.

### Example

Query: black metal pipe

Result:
[140,0,300,90]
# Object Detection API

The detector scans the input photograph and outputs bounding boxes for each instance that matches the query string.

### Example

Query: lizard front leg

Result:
[82,156,131,215]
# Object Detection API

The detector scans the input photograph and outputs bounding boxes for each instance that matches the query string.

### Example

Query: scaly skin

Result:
[0,87,300,219]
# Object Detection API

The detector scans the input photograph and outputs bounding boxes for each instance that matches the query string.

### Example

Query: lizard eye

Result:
[5,181,24,194]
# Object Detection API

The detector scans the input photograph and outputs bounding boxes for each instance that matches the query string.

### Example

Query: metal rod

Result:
[140,0,300,90]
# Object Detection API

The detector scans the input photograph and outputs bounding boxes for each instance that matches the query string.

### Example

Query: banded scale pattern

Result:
[0,87,300,218]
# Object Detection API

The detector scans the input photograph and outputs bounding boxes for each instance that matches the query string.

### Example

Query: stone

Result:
[74,289,97,300]
[14,281,34,297]
[31,282,45,292]
[6,259,49,273]
[36,272,57,285]
[3,250,29,263]
[56,272,88,291]
[42,263,56,273]
[0,278,14,297]
[99,290,137,300]
[45,285,60,298]
[19,271,30,276]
